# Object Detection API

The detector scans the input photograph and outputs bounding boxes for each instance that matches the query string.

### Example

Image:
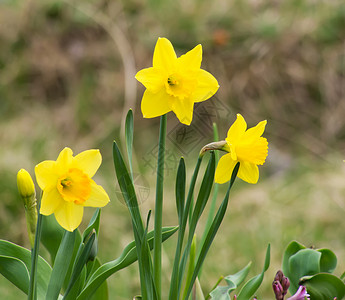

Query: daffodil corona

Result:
[215,114,268,184]
[135,37,219,125]
[35,147,110,231]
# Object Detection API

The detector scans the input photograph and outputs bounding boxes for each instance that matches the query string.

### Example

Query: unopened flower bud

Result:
[273,270,290,300]
[199,141,229,157]
[17,169,35,200]
[17,169,37,248]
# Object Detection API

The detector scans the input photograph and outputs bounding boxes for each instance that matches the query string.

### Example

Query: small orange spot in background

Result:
[212,29,230,46]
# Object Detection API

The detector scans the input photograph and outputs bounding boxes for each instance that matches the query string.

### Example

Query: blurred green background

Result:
[1,0,345,298]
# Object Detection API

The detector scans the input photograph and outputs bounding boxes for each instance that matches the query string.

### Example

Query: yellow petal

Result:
[177,44,202,71]
[54,202,83,232]
[193,69,219,103]
[56,147,73,173]
[73,149,102,178]
[40,187,64,215]
[237,137,268,165]
[170,97,195,125]
[35,160,59,190]
[243,120,267,141]
[226,114,247,144]
[238,161,259,184]
[141,89,172,118]
[83,181,110,207]
[153,37,177,72]
[215,153,237,184]
[135,67,166,93]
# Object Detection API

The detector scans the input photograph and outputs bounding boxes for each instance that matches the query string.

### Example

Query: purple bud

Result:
[273,281,284,300]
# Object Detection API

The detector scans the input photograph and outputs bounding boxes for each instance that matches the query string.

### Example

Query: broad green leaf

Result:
[319,248,337,273]
[282,240,306,293]
[125,109,134,177]
[89,258,108,300]
[236,244,270,300]
[0,240,52,299]
[0,255,29,294]
[77,226,178,300]
[46,230,77,300]
[288,249,321,293]
[301,273,345,299]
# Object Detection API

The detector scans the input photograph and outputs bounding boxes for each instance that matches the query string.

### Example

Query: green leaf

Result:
[319,248,337,273]
[210,261,252,299]
[89,259,108,300]
[82,209,101,241]
[77,226,178,300]
[282,240,306,293]
[46,230,77,300]
[0,255,30,294]
[40,215,65,263]
[183,163,239,300]
[301,273,345,299]
[288,248,321,294]
[63,231,96,299]
[236,244,270,300]
[0,240,52,299]
[175,157,186,225]
[125,109,134,177]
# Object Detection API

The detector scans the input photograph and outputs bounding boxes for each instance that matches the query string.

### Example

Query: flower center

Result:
[57,168,91,204]
[165,72,196,100]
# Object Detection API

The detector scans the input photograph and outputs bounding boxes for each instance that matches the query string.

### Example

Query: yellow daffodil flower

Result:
[35,147,110,232]
[135,37,219,125]
[215,114,268,184]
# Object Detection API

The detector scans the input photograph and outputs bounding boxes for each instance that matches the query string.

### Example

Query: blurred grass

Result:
[0,0,344,298]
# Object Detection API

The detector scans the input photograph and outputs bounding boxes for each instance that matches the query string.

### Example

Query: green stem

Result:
[28,193,43,300]
[153,114,167,299]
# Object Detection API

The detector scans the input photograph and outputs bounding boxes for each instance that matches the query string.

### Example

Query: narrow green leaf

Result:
[301,273,345,299]
[77,227,178,300]
[236,244,270,300]
[169,156,203,300]
[0,240,52,299]
[183,163,239,300]
[0,255,30,294]
[82,209,101,241]
[41,215,65,263]
[176,157,186,225]
[125,109,134,177]
[113,141,144,236]
[46,230,77,300]
[63,232,96,299]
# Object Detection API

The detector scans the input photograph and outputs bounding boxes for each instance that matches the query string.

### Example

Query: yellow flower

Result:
[135,37,219,125]
[17,169,36,200]
[35,147,110,232]
[215,114,268,184]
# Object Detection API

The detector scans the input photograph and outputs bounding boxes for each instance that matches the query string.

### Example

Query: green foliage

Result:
[283,240,345,298]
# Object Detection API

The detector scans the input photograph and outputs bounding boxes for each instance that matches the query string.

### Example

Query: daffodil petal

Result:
[177,44,202,71]
[170,97,194,125]
[193,69,219,103]
[40,187,64,215]
[226,114,247,144]
[153,37,177,72]
[215,154,237,184]
[56,147,73,172]
[73,149,102,178]
[35,160,59,190]
[135,67,166,93]
[243,120,267,141]
[54,202,84,232]
[238,161,259,184]
[237,137,268,165]
[83,181,110,207]
[141,89,172,118]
